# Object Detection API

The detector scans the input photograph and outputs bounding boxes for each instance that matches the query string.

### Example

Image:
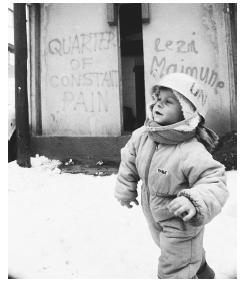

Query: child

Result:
[114,73,228,279]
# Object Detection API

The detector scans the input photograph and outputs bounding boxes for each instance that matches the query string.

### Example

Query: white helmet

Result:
[157,73,208,119]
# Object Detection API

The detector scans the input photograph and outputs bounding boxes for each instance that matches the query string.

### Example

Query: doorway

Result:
[119,4,146,132]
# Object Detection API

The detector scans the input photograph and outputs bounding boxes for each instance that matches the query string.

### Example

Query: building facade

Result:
[25,3,236,161]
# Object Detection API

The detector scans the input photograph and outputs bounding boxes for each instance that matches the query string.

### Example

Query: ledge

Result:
[30,135,131,163]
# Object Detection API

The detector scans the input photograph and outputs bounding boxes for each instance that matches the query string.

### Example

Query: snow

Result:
[8,156,237,279]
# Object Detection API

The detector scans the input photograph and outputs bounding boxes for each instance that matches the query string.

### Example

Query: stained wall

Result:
[40,4,121,136]
[142,3,234,135]
[34,3,235,137]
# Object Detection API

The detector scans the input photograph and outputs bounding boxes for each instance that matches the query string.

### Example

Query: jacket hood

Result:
[146,100,201,132]
[145,101,219,152]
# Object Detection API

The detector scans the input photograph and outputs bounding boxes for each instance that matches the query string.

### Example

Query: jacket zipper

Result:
[144,141,157,204]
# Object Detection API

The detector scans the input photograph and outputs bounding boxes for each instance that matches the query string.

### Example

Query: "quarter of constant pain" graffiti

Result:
[49,70,119,88]
[48,31,117,56]
[46,31,118,116]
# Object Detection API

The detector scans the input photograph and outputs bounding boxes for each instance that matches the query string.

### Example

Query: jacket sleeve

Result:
[114,132,140,202]
[177,141,228,226]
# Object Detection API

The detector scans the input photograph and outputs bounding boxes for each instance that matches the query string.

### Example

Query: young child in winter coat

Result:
[114,72,228,279]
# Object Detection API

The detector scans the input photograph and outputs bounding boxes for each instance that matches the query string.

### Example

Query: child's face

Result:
[152,89,184,125]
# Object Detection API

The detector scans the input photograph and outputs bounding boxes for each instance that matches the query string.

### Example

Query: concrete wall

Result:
[33,3,235,138]
[142,3,234,135]
[40,4,121,136]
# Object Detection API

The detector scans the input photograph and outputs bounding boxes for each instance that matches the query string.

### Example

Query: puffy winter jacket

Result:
[115,126,228,226]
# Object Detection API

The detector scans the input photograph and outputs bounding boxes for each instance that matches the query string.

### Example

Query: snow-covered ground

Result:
[8,156,237,279]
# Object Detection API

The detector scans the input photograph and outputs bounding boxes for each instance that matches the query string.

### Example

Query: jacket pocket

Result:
[155,191,177,199]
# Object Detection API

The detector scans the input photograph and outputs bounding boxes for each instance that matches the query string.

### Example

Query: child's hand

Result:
[120,199,139,209]
[167,196,196,221]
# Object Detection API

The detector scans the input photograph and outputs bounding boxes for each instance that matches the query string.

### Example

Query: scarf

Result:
[145,118,219,153]
[145,118,196,145]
